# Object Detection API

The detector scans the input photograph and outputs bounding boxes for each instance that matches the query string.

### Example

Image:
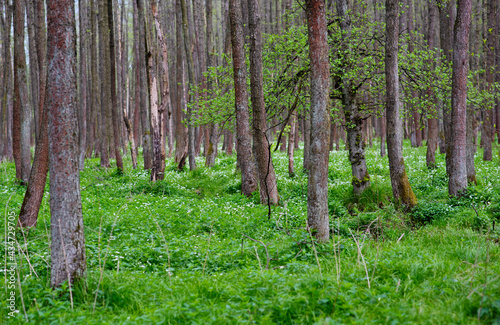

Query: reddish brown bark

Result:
[425,0,439,168]
[385,0,417,208]
[108,0,123,171]
[448,0,472,196]
[247,0,279,205]
[17,0,48,228]
[174,0,187,166]
[46,0,86,287]
[306,0,330,242]
[229,0,258,195]
[14,0,31,183]
[483,0,496,161]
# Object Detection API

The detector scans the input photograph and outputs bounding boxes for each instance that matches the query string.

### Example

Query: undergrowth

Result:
[0,139,499,324]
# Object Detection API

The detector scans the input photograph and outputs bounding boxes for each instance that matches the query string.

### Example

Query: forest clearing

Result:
[1,0,500,323]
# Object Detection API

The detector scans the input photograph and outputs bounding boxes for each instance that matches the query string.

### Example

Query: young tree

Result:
[174,0,187,166]
[47,0,87,287]
[385,0,417,208]
[483,0,496,161]
[306,0,330,242]
[229,0,258,196]
[247,0,279,205]
[448,0,472,196]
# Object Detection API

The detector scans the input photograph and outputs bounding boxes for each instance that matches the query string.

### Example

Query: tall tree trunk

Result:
[483,0,496,161]
[174,0,187,166]
[17,0,48,228]
[448,0,472,196]
[306,0,330,242]
[108,0,124,171]
[425,0,439,168]
[180,0,197,170]
[99,0,111,167]
[137,0,152,169]
[385,0,417,208]
[229,0,258,196]
[247,0,279,205]
[88,0,99,158]
[47,0,86,288]
[79,0,88,170]
[407,0,422,148]
[438,0,454,176]
[25,0,39,140]
[205,0,221,168]
[337,0,370,195]
[14,0,32,183]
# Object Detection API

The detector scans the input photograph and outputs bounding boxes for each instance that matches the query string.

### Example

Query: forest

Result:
[0,0,500,323]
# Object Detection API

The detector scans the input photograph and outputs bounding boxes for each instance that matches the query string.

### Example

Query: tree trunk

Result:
[174,0,187,166]
[448,0,472,196]
[17,0,48,228]
[47,0,86,287]
[137,0,152,169]
[180,0,197,170]
[337,0,370,195]
[306,0,330,242]
[483,0,496,161]
[438,0,455,176]
[78,0,88,170]
[425,0,438,168]
[303,112,311,170]
[99,0,111,167]
[385,0,417,208]
[25,0,39,140]
[407,0,422,148]
[247,0,279,205]
[14,0,32,184]
[229,0,258,196]
[108,0,124,171]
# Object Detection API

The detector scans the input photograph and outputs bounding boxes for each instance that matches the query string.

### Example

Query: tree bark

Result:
[336,0,370,195]
[14,0,32,183]
[108,0,123,171]
[247,0,279,205]
[137,0,152,169]
[180,0,197,170]
[78,0,88,170]
[99,0,111,167]
[425,0,438,168]
[448,0,472,196]
[17,0,48,228]
[306,0,330,242]
[483,0,496,161]
[229,0,258,196]
[385,0,417,208]
[47,0,87,287]
[174,0,187,166]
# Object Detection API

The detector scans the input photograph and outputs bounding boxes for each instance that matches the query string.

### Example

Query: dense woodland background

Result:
[1,0,500,323]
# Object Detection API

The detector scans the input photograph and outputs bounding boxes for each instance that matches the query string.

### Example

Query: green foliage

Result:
[1,139,499,324]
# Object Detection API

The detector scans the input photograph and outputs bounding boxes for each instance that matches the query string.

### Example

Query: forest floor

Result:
[1,140,500,324]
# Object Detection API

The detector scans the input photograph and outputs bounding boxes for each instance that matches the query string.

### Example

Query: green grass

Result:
[1,139,499,324]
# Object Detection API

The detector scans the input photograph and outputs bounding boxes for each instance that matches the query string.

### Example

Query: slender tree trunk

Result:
[180,0,197,170]
[407,0,421,148]
[337,0,370,195]
[229,0,258,196]
[108,0,123,171]
[47,0,86,288]
[303,112,311,170]
[466,106,476,184]
[14,0,32,183]
[438,0,454,176]
[174,0,187,167]
[448,0,472,196]
[99,0,111,167]
[483,0,496,161]
[17,0,48,228]
[425,0,438,168]
[306,0,330,242]
[25,0,39,140]
[385,0,417,208]
[88,0,99,158]
[248,0,279,205]
[78,0,88,170]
